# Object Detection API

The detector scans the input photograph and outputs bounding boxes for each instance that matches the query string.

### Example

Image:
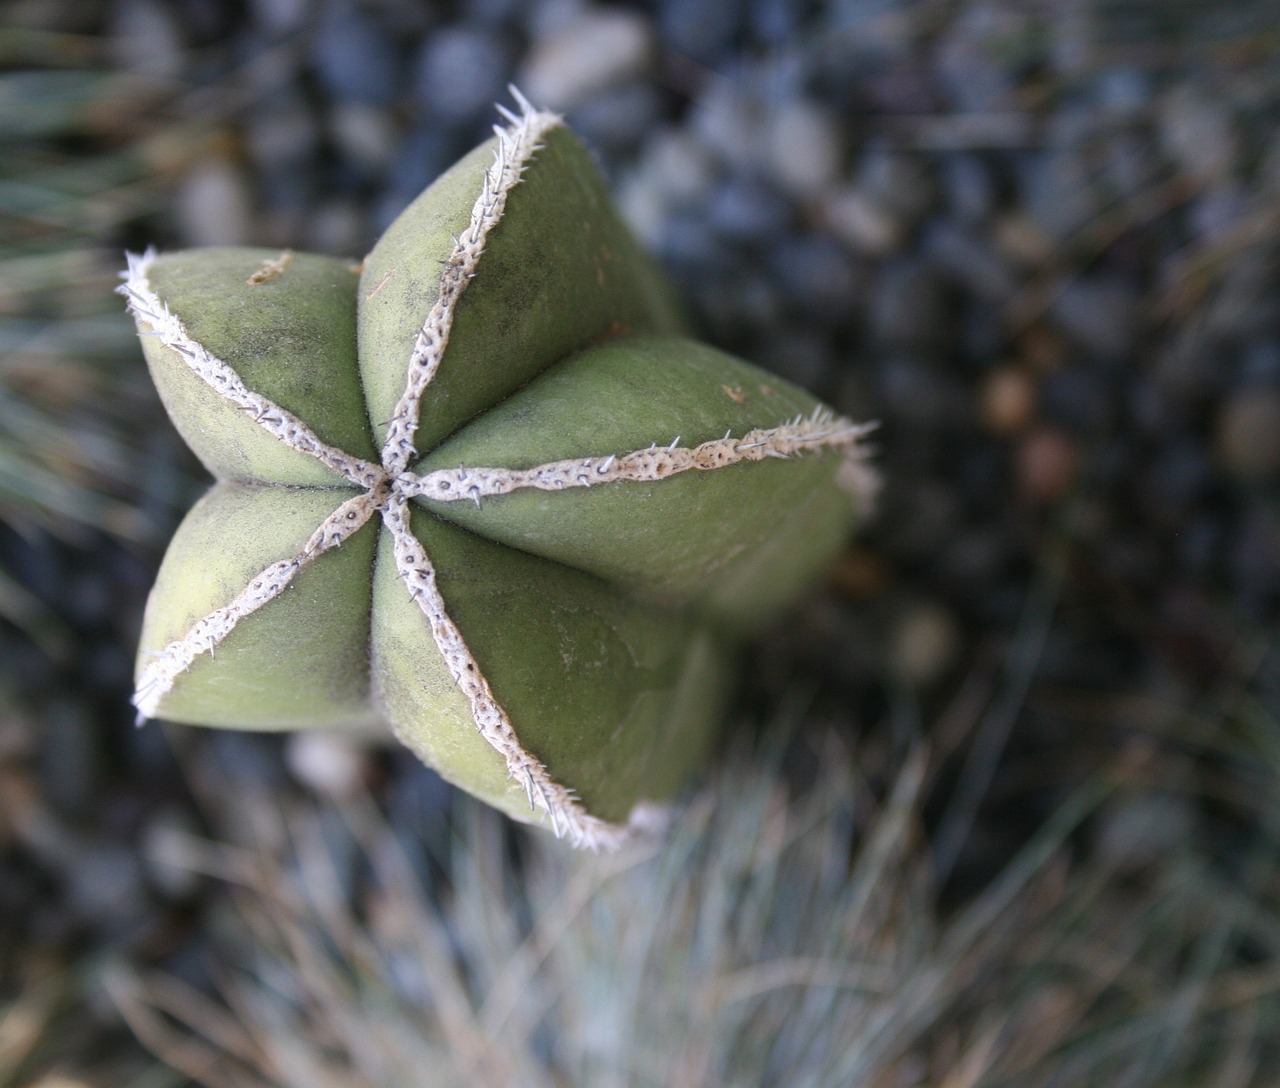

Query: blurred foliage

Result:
[105,720,1280,1088]
[0,26,206,654]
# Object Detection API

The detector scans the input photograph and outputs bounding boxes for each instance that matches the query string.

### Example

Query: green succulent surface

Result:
[122,98,874,848]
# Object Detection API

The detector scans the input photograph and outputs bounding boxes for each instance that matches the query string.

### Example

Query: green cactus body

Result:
[122,99,875,848]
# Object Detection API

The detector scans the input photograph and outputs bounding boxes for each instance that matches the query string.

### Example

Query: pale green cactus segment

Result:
[356,138,493,452]
[372,506,734,829]
[130,248,374,484]
[136,484,381,730]
[413,335,868,627]
[359,117,684,456]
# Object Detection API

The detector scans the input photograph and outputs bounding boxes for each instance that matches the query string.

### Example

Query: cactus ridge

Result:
[123,96,874,850]
[120,250,385,490]
[133,491,379,720]
[406,412,877,505]
[382,493,630,848]
[381,94,559,477]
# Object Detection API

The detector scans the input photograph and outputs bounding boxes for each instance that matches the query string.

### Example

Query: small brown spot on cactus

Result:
[722,384,747,405]
[365,267,395,300]
[246,250,294,285]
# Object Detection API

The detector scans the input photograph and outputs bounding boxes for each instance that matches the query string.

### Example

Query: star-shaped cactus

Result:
[121,97,875,849]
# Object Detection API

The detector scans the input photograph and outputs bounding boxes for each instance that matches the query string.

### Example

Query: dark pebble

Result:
[706,172,793,241]
[1094,65,1152,116]
[883,481,963,558]
[956,439,1007,509]
[63,566,115,629]
[1144,438,1214,518]
[1038,365,1114,434]
[1100,132,1153,204]
[204,731,289,791]
[933,528,1013,593]
[857,147,938,228]
[1050,276,1140,362]
[748,0,810,45]
[958,303,1006,363]
[694,269,782,343]
[657,0,746,63]
[66,843,149,933]
[84,641,133,694]
[1098,534,1161,591]
[1023,150,1098,242]
[1176,516,1222,577]
[467,0,529,25]
[756,328,832,390]
[1215,389,1280,481]
[924,221,1018,303]
[311,2,402,106]
[658,211,731,272]
[37,700,99,818]
[942,152,997,223]
[877,355,968,430]
[1127,376,1175,437]
[567,81,664,156]
[868,260,950,349]
[1239,339,1280,385]
[250,0,311,35]
[410,25,511,125]
[770,233,865,319]
[1230,510,1280,600]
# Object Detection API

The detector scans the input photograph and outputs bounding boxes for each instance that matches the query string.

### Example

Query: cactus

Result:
[121,95,876,849]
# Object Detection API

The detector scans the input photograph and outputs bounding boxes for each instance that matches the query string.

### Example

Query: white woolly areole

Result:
[123,94,874,851]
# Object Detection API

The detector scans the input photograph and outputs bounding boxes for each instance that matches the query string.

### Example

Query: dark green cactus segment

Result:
[417,335,818,469]
[356,140,493,452]
[360,122,685,456]
[414,335,861,627]
[138,249,374,483]
[137,483,380,730]
[373,506,734,826]
[430,127,686,449]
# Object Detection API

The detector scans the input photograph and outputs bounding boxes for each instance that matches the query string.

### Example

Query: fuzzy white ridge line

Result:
[380,92,562,476]
[119,249,385,490]
[133,492,378,721]
[381,495,630,851]
[404,413,878,504]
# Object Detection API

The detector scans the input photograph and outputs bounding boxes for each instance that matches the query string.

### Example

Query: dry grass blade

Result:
[110,719,1280,1088]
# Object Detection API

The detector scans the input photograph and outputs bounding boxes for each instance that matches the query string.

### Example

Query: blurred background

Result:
[2,1,1279,1084]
